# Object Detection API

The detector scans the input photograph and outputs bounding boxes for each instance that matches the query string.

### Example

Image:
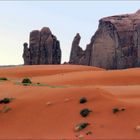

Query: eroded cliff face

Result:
[90,20,118,69]
[69,10,140,69]
[91,10,140,69]
[23,27,61,65]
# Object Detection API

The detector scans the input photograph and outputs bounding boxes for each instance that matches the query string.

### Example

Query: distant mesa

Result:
[69,10,140,69]
[23,27,61,65]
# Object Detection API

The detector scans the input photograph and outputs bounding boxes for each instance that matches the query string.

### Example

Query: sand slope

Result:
[0,65,140,139]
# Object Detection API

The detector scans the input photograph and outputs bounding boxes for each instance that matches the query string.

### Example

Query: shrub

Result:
[121,108,125,111]
[22,78,32,84]
[0,77,8,81]
[79,97,87,104]
[112,108,120,113]
[22,83,27,86]
[112,107,126,113]
[80,108,92,117]
[75,122,89,131]
[0,106,12,113]
[0,98,11,104]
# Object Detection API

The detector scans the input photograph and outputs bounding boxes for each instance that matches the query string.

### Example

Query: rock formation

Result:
[69,10,140,69]
[69,33,92,65]
[23,27,61,65]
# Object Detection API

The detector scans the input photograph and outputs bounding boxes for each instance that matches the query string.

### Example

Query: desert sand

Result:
[0,65,140,139]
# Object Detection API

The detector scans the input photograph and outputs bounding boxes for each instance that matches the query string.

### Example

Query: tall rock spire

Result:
[23,27,61,65]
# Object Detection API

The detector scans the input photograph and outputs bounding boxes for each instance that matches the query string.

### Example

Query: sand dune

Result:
[32,67,140,86]
[0,65,140,139]
[0,65,103,78]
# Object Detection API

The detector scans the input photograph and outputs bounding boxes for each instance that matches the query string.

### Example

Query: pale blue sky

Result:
[0,1,140,65]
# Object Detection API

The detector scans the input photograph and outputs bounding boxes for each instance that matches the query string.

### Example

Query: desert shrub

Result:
[0,106,11,113]
[112,107,126,113]
[22,78,32,84]
[80,108,92,117]
[22,83,30,86]
[112,108,120,113]
[0,77,8,81]
[79,97,87,104]
[0,98,11,104]
[121,108,125,111]
[75,122,89,131]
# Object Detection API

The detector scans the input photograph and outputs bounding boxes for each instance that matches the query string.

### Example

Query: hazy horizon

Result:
[0,1,140,65]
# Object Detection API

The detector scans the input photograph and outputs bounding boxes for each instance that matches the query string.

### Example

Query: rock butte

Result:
[69,10,140,69]
[23,27,61,65]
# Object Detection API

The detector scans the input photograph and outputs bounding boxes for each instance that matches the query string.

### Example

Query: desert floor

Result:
[0,65,140,139]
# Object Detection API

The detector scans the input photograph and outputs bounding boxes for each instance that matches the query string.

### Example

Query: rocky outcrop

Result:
[69,33,92,65]
[23,27,61,65]
[69,33,83,64]
[69,10,140,69]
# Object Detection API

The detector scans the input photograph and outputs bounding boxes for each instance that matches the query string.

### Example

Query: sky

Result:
[0,1,140,65]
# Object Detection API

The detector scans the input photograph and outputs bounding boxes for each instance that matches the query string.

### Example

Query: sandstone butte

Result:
[69,10,140,69]
[23,27,61,65]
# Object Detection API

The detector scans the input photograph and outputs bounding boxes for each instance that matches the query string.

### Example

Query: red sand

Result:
[0,65,140,139]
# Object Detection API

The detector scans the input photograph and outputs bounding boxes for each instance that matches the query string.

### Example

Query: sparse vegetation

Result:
[16,81,69,88]
[0,77,8,81]
[79,97,87,104]
[112,107,126,113]
[121,108,125,111]
[75,122,89,131]
[0,98,12,104]
[22,78,32,84]
[0,106,12,113]
[80,108,92,117]
[76,98,90,132]
[113,108,120,113]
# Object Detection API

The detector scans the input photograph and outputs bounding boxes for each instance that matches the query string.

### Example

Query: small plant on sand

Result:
[22,78,32,85]
[112,107,126,114]
[0,106,12,113]
[75,122,89,131]
[121,108,125,111]
[112,108,120,113]
[0,77,8,81]
[79,97,87,104]
[80,108,92,117]
[0,98,12,104]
